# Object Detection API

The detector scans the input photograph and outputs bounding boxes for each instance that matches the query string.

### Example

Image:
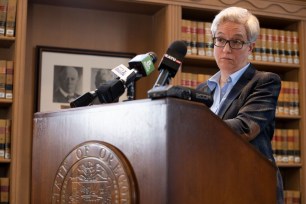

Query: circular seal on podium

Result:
[51,141,138,204]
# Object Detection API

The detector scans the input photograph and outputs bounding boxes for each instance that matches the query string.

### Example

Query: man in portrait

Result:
[53,65,82,103]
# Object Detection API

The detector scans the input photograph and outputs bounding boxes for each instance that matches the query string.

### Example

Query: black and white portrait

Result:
[91,68,115,90]
[53,65,83,103]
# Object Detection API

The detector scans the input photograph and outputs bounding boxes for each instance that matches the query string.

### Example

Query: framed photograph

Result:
[36,46,135,112]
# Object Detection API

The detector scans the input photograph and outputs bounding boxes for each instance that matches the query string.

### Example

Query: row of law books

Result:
[0,177,9,204]
[181,19,300,64]
[276,81,299,116]
[181,19,213,57]
[251,28,299,64]
[0,119,11,159]
[180,72,212,89]
[0,0,17,37]
[284,190,300,204]
[0,60,13,99]
[272,128,300,164]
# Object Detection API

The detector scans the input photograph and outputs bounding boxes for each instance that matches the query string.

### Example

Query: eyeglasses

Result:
[213,37,250,49]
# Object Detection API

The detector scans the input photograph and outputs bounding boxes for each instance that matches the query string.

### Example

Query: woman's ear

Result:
[248,42,255,53]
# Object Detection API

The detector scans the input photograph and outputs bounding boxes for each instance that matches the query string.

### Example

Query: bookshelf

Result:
[8,0,306,203]
[173,3,306,204]
[0,0,17,203]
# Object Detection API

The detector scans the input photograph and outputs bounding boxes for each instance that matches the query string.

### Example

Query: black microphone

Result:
[70,52,157,108]
[69,65,134,107]
[154,40,187,87]
[70,65,134,108]
[69,91,97,108]
[96,76,126,103]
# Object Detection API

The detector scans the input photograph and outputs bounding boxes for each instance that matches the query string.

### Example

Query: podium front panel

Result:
[32,98,276,204]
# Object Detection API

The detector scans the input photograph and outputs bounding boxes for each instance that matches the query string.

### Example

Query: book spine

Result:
[284,190,293,204]
[182,19,192,55]
[287,129,295,163]
[0,119,5,158]
[260,28,268,61]
[180,72,187,87]
[0,60,6,98]
[0,0,8,36]
[293,129,300,163]
[5,60,13,99]
[0,177,9,204]
[292,82,299,115]
[4,0,16,37]
[279,30,287,63]
[292,31,299,64]
[292,190,301,204]
[282,81,290,115]
[254,30,262,61]
[273,29,281,63]
[196,21,205,56]
[204,22,213,57]
[190,20,197,55]
[4,119,10,159]
[285,30,293,64]
[197,74,205,87]
[276,81,284,116]
[267,28,274,62]
[185,73,192,88]
[281,129,288,163]
[190,73,197,89]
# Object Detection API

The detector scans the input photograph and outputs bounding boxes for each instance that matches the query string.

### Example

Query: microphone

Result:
[70,65,133,107]
[70,52,157,108]
[153,40,187,87]
[125,52,157,100]
[128,51,157,79]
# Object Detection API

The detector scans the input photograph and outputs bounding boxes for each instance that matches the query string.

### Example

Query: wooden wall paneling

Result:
[298,20,306,202]
[26,4,160,100]
[135,4,182,98]
[135,6,168,98]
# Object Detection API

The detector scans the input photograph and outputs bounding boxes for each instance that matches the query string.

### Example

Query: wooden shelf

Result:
[0,158,11,164]
[0,36,15,48]
[277,163,302,168]
[276,115,302,120]
[0,99,13,107]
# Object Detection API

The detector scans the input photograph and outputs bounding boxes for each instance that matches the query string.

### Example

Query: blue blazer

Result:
[196,64,283,203]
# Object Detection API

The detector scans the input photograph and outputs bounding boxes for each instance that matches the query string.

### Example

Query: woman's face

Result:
[213,21,254,74]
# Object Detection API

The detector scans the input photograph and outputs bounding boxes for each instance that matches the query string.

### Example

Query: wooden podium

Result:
[32,98,276,204]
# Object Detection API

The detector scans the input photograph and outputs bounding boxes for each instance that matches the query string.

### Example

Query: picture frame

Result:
[36,46,135,112]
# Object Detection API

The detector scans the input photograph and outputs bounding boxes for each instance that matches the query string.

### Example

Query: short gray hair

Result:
[211,7,260,42]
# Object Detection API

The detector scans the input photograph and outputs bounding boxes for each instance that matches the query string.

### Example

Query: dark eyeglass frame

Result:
[213,37,251,49]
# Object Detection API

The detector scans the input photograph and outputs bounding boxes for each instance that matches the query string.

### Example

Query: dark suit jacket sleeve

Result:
[223,71,281,141]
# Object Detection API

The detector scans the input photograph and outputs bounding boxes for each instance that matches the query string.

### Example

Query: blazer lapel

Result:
[217,64,256,118]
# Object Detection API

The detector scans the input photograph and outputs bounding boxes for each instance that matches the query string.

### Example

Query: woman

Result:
[196,7,284,203]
